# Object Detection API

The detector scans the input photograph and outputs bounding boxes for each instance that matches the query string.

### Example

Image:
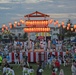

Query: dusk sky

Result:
[0,0,76,27]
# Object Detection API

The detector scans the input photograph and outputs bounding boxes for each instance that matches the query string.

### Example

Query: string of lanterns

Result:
[23,27,50,32]
[1,24,10,34]
[9,21,21,29]
[25,20,48,27]
[20,19,76,32]
[53,20,76,32]
[2,24,8,32]
[1,19,76,32]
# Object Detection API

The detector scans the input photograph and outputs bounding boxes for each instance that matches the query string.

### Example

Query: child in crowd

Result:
[6,65,10,75]
[28,66,34,75]
[22,65,28,75]
[10,66,15,75]
[59,69,64,75]
[52,69,56,75]
[3,64,7,75]
[36,64,44,75]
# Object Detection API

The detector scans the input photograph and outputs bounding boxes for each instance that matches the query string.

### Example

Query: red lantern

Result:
[71,28,73,31]
[6,27,8,30]
[20,19,24,24]
[63,25,66,29]
[17,22,21,26]
[25,21,27,26]
[58,24,61,27]
[74,24,76,29]
[56,20,59,24]
[14,24,16,27]
[67,27,69,30]
[68,23,70,27]
[3,24,6,28]
[14,21,17,24]
[9,23,12,29]
[54,21,57,26]
[61,21,64,26]
[75,29,76,32]
[41,21,43,26]
[49,19,53,24]
[2,28,4,32]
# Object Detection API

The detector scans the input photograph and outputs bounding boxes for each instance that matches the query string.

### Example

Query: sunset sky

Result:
[0,0,76,27]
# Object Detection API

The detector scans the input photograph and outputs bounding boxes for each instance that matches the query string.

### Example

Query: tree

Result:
[62,19,74,39]
[9,34,13,42]
[23,32,28,40]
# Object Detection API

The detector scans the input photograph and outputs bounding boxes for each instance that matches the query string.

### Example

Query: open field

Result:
[0,63,72,75]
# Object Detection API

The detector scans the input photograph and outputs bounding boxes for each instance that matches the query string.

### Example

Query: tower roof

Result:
[24,11,50,17]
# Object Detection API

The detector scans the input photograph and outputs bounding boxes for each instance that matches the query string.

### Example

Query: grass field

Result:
[0,63,72,75]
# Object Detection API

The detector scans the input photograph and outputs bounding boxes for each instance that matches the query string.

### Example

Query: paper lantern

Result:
[49,19,53,24]
[58,23,61,27]
[9,23,12,29]
[31,28,33,32]
[48,28,50,31]
[46,21,48,25]
[6,27,8,30]
[67,27,69,30]
[23,27,50,32]
[20,19,22,23]
[26,21,28,25]
[56,20,59,24]
[20,19,25,24]
[30,22,32,25]
[9,23,12,25]
[14,21,17,24]
[63,25,66,29]
[46,28,48,32]
[41,21,43,25]
[54,21,57,26]
[71,28,73,31]
[10,25,12,29]
[2,24,6,28]
[25,21,27,25]
[34,21,36,25]
[74,24,76,29]
[61,21,64,26]
[44,21,46,25]
[32,21,34,25]
[68,23,70,27]
[17,22,21,26]
[14,24,16,27]
[2,28,4,32]
[20,20,25,24]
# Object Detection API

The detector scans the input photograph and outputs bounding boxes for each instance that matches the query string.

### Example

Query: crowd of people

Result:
[0,38,76,75]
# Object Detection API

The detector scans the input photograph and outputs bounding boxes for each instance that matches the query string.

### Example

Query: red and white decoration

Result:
[8,51,66,63]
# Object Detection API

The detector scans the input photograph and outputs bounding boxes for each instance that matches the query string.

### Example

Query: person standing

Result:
[48,39,51,50]
[71,60,76,75]
[59,69,64,75]
[43,40,47,51]
[10,66,15,75]
[24,41,28,51]
[23,65,29,75]
[3,64,7,75]
[55,59,60,72]
[36,65,43,75]
[32,41,34,51]
[23,52,28,66]
[28,66,34,75]
[52,69,56,75]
